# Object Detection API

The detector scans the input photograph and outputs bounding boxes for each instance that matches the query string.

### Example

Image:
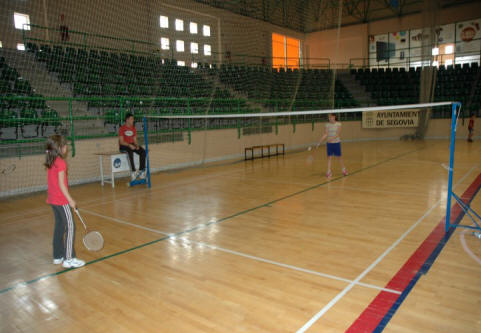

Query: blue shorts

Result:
[326,142,342,156]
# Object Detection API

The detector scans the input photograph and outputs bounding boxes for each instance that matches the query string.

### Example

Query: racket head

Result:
[83,231,104,251]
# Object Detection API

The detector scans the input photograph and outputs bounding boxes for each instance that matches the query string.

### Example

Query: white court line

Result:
[0,167,246,223]
[80,208,401,295]
[296,166,476,333]
[80,208,170,235]
[460,227,481,266]
[83,167,247,210]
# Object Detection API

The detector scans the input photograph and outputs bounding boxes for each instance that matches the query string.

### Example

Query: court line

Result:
[0,167,246,223]
[296,166,476,333]
[183,239,401,294]
[0,147,422,295]
[80,208,401,294]
[346,168,481,333]
[460,228,481,266]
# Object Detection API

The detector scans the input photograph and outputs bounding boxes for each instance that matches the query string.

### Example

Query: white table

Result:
[95,151,139,188]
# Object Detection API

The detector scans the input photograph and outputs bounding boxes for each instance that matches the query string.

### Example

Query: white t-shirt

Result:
[325,122,341,143]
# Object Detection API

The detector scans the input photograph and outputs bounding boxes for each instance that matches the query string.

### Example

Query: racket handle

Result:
[75,209,88,230]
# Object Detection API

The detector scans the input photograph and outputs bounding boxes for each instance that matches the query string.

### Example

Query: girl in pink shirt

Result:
[45,135,84,268]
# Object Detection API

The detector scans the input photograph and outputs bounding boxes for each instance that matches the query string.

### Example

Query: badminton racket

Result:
[306,143,321,162]
[75,209,104,251]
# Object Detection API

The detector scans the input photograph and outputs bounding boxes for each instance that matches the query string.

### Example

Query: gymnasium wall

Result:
[305,1,481,66]
[0,118,470,198]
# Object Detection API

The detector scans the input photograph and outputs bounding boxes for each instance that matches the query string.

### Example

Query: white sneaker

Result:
[131,171,139,181]
[53,258,64,265]
[62,258,85,268]
[138,170,146,179]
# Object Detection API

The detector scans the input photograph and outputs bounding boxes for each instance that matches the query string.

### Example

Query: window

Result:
[445,45,454,54]
[161,37,170,50]
[432,47,439,56]
[175,19,184,31]
[445,59,453,66]
[176,40,184,52]
[203,25,211,37]
[190,22,198,34]
[14,12,30,30]
[191,62,198,68]
[204,44,211,56]
[190,42,198,54]
[0,41,2,48]
[160,16,169,28]
[432,60,439,67]
[177,60,185,66]
[17,43,25,51]
[272,33,300,69]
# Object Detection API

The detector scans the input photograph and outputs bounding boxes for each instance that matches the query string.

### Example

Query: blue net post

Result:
[143,116,152,188]
[445,102,459,232]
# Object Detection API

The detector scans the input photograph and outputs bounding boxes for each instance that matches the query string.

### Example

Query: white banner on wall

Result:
[456,19,481,53]
[436,23,455,44]
[362,110,419,128]
[390,30,409,62]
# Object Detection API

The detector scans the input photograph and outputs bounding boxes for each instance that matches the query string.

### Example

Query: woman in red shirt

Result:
[45,135,84,268]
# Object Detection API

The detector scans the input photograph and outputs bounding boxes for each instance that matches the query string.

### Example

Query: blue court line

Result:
[373,176,481,332]
[0,147,422,295]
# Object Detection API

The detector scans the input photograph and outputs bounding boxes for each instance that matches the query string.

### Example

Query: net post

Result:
[445,102,459,232]
[143,116,151,188]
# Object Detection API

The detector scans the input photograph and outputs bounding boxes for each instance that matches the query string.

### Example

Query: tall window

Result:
[190,22,198,34]
[175,19,184,31]
[203,25,210,37]
[272,33,300,69]
[190,42,198,54]
[204,44,211,56]
[17,43,25,51]
[176,40,185,52]
[161,37,170,50]
[160,16,169,28]
[14,12,30,30]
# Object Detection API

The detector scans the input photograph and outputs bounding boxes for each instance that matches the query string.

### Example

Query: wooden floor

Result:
[1,140,480,332]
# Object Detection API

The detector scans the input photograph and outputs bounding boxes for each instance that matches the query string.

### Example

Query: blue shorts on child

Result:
[326,142,342,156]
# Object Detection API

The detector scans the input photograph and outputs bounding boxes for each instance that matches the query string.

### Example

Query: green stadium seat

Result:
[20,109,39,138]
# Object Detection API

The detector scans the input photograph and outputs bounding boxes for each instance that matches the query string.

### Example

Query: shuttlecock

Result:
[307,146,312,151]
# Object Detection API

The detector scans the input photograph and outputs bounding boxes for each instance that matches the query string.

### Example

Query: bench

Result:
[95,151,139,188]
[245,143,285,160]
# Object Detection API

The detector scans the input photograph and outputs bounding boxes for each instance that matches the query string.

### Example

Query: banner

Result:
[455,19,481,53]
[362,109,419,128]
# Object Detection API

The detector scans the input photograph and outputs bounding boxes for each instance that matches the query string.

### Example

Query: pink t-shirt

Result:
[47,157,69,205]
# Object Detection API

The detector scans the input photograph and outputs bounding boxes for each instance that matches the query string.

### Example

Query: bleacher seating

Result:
[352,63,480,116]
[218,64,359,110]
[0,56,60,140]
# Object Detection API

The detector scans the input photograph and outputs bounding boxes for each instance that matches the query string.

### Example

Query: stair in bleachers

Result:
[0,48,90,118]
[337,70,376,107]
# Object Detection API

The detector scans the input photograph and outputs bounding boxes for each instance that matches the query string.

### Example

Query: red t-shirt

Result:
[468,119,474,130]
[47,157,69,205]
[119,124,136,145]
